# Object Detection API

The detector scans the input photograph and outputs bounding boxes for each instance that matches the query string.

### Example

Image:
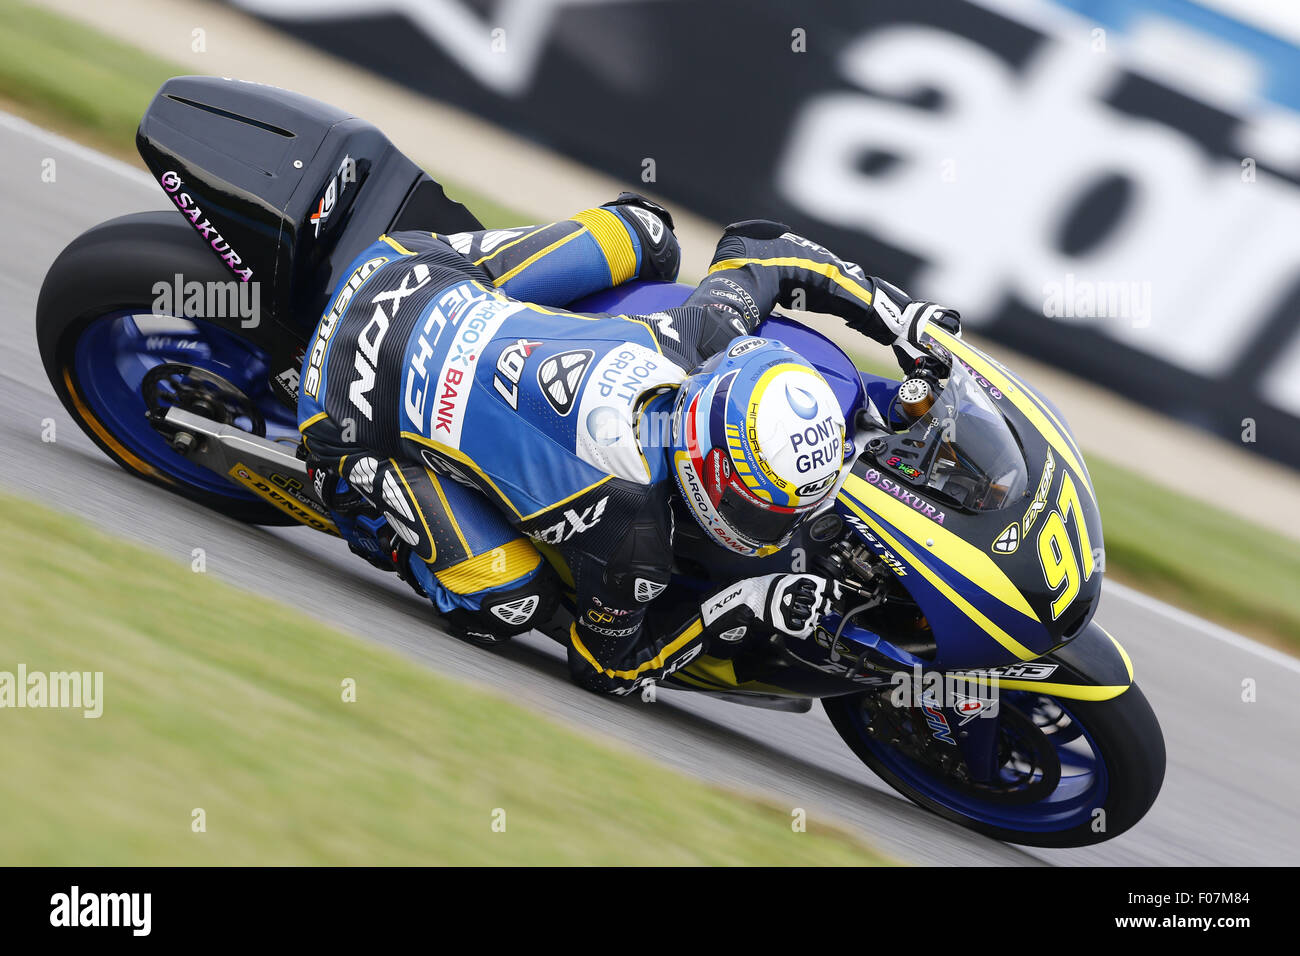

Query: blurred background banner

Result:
[230,0,1300,468]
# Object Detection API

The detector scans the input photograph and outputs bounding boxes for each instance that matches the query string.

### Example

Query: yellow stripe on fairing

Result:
[840,489,1039,661]
[945,674,1130,701]
[977,343,1091,492]
[674,654,802,695]
[1101,625,1135,681]
[842,474,1040,622]
[662,654,738,690]
[709,256,874,307]
[1004,364,1093,492]
[668,670,728,690]
[682,654,739,687]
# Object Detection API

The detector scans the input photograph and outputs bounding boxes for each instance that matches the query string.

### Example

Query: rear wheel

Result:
[824,684,1165,847]
[36,212,298,524]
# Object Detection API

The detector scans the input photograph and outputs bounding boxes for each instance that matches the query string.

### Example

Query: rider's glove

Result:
[887,301,962,374]
[699,573,840,643]
[307,460,424,592]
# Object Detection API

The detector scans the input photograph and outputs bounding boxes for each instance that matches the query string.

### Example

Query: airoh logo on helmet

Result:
[727,337,765,358]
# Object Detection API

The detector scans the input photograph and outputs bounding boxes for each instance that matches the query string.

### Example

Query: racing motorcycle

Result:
[35,77,1164,848]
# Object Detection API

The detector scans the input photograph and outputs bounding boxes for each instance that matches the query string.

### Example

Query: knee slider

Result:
[456,562,562,637]
[604,192,680,281]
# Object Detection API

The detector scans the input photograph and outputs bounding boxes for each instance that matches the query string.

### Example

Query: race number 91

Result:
[1036,472,1095,620]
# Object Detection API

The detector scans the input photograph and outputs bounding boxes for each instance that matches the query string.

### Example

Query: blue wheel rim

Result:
[847,690,1109,833]
[71,311,299,499]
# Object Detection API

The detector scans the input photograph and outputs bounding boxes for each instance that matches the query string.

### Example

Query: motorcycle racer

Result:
[297,192,960,694]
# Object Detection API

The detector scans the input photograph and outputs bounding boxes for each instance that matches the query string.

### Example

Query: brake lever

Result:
[914,354,951,384]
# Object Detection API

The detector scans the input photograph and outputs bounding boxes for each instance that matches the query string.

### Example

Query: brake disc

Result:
[142,363,266,438]
[863,690,1062,805]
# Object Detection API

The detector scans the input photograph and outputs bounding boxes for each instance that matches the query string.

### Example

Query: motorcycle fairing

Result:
[944,621,1134,702]
[836,472,1048,670]
[921,328,1105,642]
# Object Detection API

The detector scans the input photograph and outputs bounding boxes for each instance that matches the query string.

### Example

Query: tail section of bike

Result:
[37,76,481,524]
[134,74,483,401]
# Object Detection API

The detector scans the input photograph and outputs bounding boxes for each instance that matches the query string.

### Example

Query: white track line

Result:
[1105,579,1300,676]
[7,107,1297,677]
[0,110,155,190]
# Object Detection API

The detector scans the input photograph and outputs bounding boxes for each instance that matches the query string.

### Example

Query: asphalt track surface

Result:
[3,113,1298,866]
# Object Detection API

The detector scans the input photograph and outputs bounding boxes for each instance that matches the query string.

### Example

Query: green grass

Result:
[1087,457,1300,649]
[4,0,1297,650]
[0,0,172,151]
[0,491,888,865]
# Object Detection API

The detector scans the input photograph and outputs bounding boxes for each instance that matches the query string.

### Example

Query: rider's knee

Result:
[437,551,562,638]
[602,192,680,281]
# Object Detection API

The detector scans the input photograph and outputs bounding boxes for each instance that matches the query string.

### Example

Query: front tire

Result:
[36,211,296,525]
[824,684,1165,847]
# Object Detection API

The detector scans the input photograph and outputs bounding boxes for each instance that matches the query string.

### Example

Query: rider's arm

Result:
[677,220,958,369]
[438,192,680,306]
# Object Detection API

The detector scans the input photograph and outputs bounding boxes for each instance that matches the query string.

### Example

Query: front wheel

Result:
[824,684,1165,847]
[36,212,299,525]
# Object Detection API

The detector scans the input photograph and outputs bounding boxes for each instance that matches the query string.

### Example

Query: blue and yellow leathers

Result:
[299,205,918,694]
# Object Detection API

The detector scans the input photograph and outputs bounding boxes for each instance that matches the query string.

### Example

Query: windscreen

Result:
[876,363,1029,512]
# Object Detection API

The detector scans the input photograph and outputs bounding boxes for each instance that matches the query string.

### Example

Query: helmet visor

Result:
[700,443,825,547]
[715,484,806,545]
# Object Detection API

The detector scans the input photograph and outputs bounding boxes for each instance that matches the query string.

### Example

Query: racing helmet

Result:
[670,337,847,556]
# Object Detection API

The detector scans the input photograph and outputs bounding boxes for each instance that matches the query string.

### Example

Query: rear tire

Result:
[824,684,1166,847]
[36,211,294,525]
